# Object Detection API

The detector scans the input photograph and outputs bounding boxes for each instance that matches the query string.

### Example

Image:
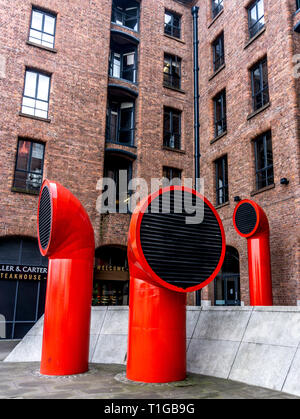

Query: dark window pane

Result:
[0,281,17,321]
[15,281,38,321]
[112,1,139,31]
[164,10,181,39]
[248,0,265,38]
[215,155,228,205]
[214,90,226,137]
[254,131,274,190]
[164,54,181,89]
[251,58,269,111]
[213,33,225,71]
[16,140,30,171]
[13,140,45,193]
[212,0,224,18]
[163,108,181,149]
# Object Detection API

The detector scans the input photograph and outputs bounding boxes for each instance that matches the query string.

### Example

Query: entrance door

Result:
[0,237,48,339]
[214,246,240,306]
[223,274,240,306]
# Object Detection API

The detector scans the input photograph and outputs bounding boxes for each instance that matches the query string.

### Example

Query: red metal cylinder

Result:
[37,180,95,376]
[127,277,186,383]
[127,186,225,383]
[233,199,273,306]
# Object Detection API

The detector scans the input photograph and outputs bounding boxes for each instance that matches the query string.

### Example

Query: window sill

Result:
[11,187,40,196]
[244,26,266,49]
[105,140,137,149]
[26,41,57,53]
[19,112,51,123]
[162,146,186,154]
[111,22,139,35]
[215,201,229,210]
[108,75,138,87]
[208,9,224,29]
[163,84,185,94]
[209,64,226,81]
[164,33,185,44]
[247,102,270,121]
[250,183,275,197]
[210,131,227,145]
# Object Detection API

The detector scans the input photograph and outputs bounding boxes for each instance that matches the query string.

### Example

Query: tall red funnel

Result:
[37,180,95,376]
[127,186,226,383]
[233,199,273,306]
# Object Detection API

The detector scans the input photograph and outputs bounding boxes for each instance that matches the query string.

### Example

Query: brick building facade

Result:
[0,0,299,338]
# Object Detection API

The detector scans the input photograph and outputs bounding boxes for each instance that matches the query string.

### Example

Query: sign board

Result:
[0,265,48,281]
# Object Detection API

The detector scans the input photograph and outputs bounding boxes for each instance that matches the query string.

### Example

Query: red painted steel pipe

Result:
[127,186,225,383]
[37,180,95,376]
[233,199,273,306]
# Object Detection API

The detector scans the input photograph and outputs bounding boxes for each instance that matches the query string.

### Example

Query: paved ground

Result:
[0,341,298,399]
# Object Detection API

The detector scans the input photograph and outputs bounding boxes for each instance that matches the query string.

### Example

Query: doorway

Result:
[214,246,240,306]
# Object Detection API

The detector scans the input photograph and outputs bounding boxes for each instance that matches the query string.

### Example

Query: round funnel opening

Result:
[140,190,223,290]
[235,202,257,236]
[38,186,52,250]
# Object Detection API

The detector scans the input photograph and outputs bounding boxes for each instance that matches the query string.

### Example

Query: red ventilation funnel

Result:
[37,180,95,376]
[126,186,225,383]
[233,199,273,306]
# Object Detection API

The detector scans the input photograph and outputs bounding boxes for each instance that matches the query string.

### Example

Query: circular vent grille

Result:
[38,186,52,249]
[234,202,257,235]
[140,190,223,290]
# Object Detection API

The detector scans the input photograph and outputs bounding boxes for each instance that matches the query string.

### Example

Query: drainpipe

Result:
[191,6,201,306]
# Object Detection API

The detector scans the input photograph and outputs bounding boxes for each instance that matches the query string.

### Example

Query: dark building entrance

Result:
[0,237,48,339]
[214,246,240,306]
[93,246,129,306]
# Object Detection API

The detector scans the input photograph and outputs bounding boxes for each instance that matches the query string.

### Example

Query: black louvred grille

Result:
[235,202,257,235]
[140,190,223,289]
[39,186,52,249]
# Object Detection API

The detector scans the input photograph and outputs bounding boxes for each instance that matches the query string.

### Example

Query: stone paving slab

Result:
[0,362,297,399]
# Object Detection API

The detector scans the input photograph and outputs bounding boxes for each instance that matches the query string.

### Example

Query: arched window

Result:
[214,246,240,306]
[0,237,48,339]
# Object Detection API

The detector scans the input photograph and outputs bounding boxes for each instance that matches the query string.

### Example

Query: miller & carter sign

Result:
[0,265,48,281]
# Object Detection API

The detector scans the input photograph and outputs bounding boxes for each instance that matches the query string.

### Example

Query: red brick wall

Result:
[196,0,300,305]
[0,0,112,247]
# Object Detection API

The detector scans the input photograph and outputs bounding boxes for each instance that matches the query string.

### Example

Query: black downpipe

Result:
[191,6,201,307]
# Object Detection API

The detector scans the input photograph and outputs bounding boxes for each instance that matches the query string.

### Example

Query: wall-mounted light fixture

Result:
[280,178,289,185]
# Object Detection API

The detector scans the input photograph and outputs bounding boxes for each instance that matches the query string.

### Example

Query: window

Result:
[215,155,228,205]
[163,107,181,150]
[213,89,227,137]
[29,8,56,49]
[112,0,140,32]
[212,32,225,72]
[250,58,269,111]
[109,48,137,83]
[163,54,181,90]
[254,131,274,190]
[13,139,45,194]
[104,155,132,213]
[106,102,135,145]
[163,167,182,184]
[21,70,51,119]
[212,0,224,19]
[248,0,265,38]
[164,10,181,39]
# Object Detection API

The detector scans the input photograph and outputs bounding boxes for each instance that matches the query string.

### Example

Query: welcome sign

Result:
[0,265,48,281]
